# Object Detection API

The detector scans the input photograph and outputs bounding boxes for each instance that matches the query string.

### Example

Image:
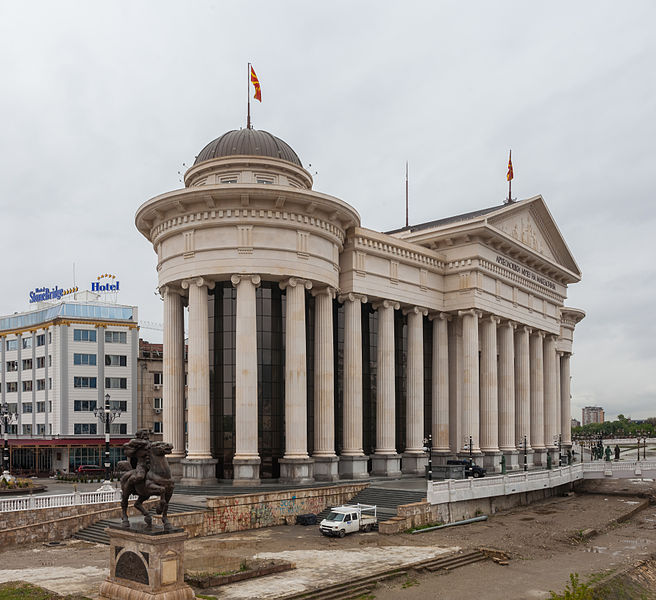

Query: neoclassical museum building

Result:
[135,127,585,485]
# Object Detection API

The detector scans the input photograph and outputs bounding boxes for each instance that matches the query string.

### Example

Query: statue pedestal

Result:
[99,520,194,600]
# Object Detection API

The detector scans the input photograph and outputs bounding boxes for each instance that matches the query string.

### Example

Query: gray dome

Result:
[194,129,302,167]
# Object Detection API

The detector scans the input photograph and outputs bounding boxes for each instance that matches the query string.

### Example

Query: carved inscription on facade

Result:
[495,256,556,290]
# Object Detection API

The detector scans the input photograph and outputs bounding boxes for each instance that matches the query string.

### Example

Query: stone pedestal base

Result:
[180,458,217,486]
[546,447,560,468]
[233,457,261,486]
[313,455,340,481]
[532,449,547,468]
[99,522,193,600]
[482,451,503,472]
[401,452,428,475]
[370,453,402,477]
[431,450,455,466]
[501,449,521,471]
[167,456,184,482]
[338,455,369,479]
[279,457,314,484]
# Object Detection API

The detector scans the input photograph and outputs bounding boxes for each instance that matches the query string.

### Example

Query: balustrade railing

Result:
[0,488,123,513]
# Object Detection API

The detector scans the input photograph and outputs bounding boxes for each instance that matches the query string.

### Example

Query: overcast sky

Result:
[1,1,654,421]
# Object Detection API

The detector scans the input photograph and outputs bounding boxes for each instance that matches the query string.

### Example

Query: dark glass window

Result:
[394,310,408,452]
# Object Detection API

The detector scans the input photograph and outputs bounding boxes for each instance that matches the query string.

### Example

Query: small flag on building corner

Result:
[507,151,514,181]
[250,66,261,102]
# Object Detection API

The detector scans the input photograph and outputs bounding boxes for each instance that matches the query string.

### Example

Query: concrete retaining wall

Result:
[380,482,573,534]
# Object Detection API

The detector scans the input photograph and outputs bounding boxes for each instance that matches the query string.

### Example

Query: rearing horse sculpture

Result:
[117,431,175,530]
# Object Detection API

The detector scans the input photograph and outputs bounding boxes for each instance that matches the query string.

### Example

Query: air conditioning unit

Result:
[153,408,162,414]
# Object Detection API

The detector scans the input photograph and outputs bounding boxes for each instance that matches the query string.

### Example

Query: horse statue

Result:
[117,430,175,530]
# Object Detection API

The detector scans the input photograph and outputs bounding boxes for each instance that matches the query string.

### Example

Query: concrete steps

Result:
[316,486,426,521]
[73,502,205,545]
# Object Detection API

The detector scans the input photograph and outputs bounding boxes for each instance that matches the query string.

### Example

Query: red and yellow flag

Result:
[506,152,514,181]
[250,66,261,102]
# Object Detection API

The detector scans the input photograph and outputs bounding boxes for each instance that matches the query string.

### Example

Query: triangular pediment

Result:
[487,196,581,277]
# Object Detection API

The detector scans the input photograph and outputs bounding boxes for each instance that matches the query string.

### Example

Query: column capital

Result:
[231,274,261,288]
[402,305,429,317]
[338,292,368,305]
[181,276,215,291]
[533,330,546,340]
[311,285,337,299]
[159,284,184,297]
[545,333,558,343]
[429,311,451,322]
[279,277,312,291]
[516,325,532,335]
[481,314,501,325]
[500,319,517,330]
[458,309,482,319]
[372,299,399,311]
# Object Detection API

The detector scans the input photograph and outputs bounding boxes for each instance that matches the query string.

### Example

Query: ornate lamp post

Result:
[523,434,528,472]
[423,434,432,481]
[554,433,562,467]
[94,393,121,482]
[1,403,18,474]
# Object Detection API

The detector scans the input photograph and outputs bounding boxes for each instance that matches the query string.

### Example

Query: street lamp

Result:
[94,393,121,482]
[554,433,562,467]
[423,434,432,481]
[523,435,528,472]
[1,403,18,474]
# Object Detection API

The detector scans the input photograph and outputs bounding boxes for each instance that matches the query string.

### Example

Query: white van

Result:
[319,504,378,537]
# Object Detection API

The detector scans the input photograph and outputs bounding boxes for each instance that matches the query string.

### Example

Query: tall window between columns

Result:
[362,303,377,460]
[423,315,433,442]
[333,299,344,454]
[394,310,408,452]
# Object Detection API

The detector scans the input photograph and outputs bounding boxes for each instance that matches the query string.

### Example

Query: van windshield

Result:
[326,512,345,522]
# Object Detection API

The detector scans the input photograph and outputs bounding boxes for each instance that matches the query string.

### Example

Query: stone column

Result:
[514,326,532,468]
[431,313,450,462]
[561,353,572,447]
[162,286,185,480]
[312,286,339,481]
[402,306,428,475]
[459,309,481,457]
[338,292,369,479]
[371,300,401,477]
[498,321,519,469]
[180,277,217,485]
[555,352,562,450]
[279,277,314,483]
[530,330,546,465]
[231,274,261,485]
[543,334,558,463]
[480,315,500,470]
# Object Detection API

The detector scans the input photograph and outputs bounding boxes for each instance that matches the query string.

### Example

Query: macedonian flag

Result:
[250,66,261,102]
[507,151,514,181]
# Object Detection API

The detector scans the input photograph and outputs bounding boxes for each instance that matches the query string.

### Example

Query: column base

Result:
[370,453,402,477]
[180,458,218,486]
[546,447,561,468]
[482,451,502,473]
[313,455,340,481]
[338,455,369,479]
[233,457,261,486]
[279,457,314,484]
[432,450,456,466]
[516,448,536,470]
[401,452,428,475]
[532,449,547,467]
[500,449,521,471]
[168,455,184,482]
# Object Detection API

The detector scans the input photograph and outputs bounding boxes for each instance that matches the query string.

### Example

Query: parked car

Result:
[446,459,486,478]
[75,465,105,476]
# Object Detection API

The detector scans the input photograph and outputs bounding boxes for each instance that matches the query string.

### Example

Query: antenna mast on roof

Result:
[405,161,409,228]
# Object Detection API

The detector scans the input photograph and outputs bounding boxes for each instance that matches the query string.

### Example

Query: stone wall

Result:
[379,482,574,534]
[0,498,158,547]
[153,483,368,536]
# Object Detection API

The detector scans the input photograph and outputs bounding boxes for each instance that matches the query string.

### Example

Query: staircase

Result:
[317,486,426,521]
[73,502,205,545]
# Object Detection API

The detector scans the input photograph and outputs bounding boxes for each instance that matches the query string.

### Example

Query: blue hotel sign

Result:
[29,285,78,303]
[92,274,120,292]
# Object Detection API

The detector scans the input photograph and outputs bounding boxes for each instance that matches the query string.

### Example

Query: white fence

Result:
[427,461,656,505]
[0,488,122,513]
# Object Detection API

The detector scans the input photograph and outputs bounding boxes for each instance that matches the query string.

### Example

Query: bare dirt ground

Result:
[0,479,655,599]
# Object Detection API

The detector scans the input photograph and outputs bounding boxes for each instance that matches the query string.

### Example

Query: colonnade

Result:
[162,278,574,484]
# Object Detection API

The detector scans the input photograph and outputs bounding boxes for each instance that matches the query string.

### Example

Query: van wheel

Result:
[473,471,480,478]
[339,529,345,538]
[363,524,371,533]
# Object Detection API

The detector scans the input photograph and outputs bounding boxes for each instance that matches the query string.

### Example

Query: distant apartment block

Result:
[582,406,604,426]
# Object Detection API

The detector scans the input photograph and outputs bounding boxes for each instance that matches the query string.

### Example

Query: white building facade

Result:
[0,296,138,473]
[135,128,585,486]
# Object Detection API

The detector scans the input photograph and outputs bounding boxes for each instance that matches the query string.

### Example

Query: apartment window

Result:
[36,424,46,435]
[153,422,162,433]
[22,381,33,392]
[22,424,32,435]
[74,353,97,366]
[6,339,18,351]
[22,337,32,349]
[6,360,18,372]
[110,400,127,412]
[6,382,17,393]
[110,423,127,435]
[22,359,33,370]
[73,329,97,342]
[105,331,127,344]
[105,354,127,367]
[7,403,18,413]
[36,334,45,347]
[48,332,52,343]
[22,403,32,413]
[153,372,163,385]
[36,356,45,369]
[36,379,46,391]
[74,376,97,389]
[153,397,163,410]
[48,401,52,412]
[36,401,46,413]
[74,400,97,412]
[49,378,52,390]
[49,355,52,367]
[105,377,127,390]
[74,423,97,435]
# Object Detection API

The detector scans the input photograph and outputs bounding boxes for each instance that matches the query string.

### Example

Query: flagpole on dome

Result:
[506,149,514,204]
[247,62,251,130]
